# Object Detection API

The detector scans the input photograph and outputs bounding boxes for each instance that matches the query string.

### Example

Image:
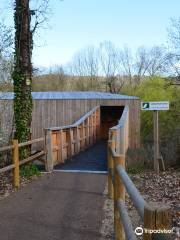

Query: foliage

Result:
[122,76,180,165]
[127,164,146,174]
[20,164,40,179]
[13,1,33,159]
[122,77,179,138]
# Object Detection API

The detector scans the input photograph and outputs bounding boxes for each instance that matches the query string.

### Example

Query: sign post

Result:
[153,110,159,172]
[141,101,169,173]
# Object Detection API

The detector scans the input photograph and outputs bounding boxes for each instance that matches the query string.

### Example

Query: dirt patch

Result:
[100,185,114,240]
[101,168,180,240]
[0,172,43,200]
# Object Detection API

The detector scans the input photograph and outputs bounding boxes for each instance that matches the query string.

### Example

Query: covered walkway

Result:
[54,141,107,172]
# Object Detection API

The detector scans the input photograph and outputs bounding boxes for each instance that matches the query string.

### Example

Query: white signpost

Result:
[141,101,169,173]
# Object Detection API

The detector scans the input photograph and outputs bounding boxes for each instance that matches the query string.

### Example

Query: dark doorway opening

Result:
[100,106,124,140]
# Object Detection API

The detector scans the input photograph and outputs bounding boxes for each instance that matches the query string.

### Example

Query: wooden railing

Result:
[0,138,45,187]
[108,106,172,240]
[44,106,100,171]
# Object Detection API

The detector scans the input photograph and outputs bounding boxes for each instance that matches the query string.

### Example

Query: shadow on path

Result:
[54,141,107,172]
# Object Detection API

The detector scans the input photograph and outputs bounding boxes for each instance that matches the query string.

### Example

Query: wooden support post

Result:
[79,125,82,150]
[114,154,125,240]
[60,130,65,163]
[86,118,90,146]
[72,128,75,155]
[45,130,54,172]
[90,115,93,145]
[67,128,73,158]
[97,107,101,141]
[108,140,114,199]
[91,114,94,144]
[75,126,80,153]
[120,127,125,155]
[93,113,95,143]
[153,110,159,173]
[13,139,20,188]
[60,130,64,163]
[93,113,96,142]
[144,202,172,240]
[82,122,85,149]
[70,129,74,155]
[57,130,62,163]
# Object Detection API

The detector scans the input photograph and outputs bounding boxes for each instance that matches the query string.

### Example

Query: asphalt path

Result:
[54,141,107,172]
[0,172,107,240]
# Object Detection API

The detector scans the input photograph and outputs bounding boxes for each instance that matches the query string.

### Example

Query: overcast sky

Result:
[1,0,180,68]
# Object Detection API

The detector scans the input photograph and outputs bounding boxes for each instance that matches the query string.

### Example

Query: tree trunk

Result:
[13,0,33,149]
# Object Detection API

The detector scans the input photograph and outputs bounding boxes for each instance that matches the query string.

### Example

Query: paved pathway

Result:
[54,141,107,172]
[0,143,107,240]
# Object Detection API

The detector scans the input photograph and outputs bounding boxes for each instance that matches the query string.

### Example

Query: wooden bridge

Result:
[0,104,172,240]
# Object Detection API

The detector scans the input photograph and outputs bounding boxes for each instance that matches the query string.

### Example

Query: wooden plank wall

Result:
[45,106,101,167]
[31,99,140,151]
[0,98,140,154]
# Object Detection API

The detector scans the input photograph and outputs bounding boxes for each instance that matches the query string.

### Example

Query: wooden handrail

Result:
[108,106,172,240]
[0,164,15,174]
[45,106,99,131]
[117,199,137,240]
[44,106,101,171]
[18,137,44,147]
[116,164,146,219]
[0,137,44,152]
[0,138,46,187]
[110,105,129,130]
[0,145,14,152]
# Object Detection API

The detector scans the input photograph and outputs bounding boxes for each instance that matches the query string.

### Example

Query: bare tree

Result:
[118,46,133,85]
[99,41,123,93]
[167,17,180,85]
[52,65,67,90]
[0,22,13,85]
[164,53,180,84]
[119,46,168,85]
[168,18,180,51]
[69,46,99,90]
[0,23,13,57]
[133,46,150,84]
[0,22,14,155]
[147,46,167,77]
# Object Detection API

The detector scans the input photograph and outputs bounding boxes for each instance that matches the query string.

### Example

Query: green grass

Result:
[127,164,147,174]
[20,164,41,179]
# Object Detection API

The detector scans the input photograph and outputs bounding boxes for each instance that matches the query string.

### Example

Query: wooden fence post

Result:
[97,107,101,140]
[89,115,93,145]
[45,130,54,172]
[94,112,96,142]
[57,130,62,163]
[86,118,90,146]
[144,202,172,240]
[82,122,86,149]
[114,154,125,240]
[13,139,20,188]
[75,126,80,153]
[108,140,114,199]
[92,113,95,143]
[67,128,73,158]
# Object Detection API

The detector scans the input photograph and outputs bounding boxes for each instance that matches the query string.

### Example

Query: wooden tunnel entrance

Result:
[45,105,125,171]
[100,106,124,140]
